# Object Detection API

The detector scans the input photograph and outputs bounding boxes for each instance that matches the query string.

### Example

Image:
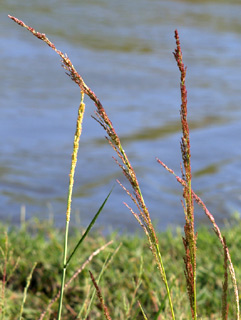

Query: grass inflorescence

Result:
[3,15,240,319]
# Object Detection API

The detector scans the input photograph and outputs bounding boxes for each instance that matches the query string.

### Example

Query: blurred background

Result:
[1,0,241,233]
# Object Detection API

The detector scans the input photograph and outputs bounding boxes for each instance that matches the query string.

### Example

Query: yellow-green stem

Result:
[188,180,197,320]
[57,220,69,320]
[156,243,175,320]
[119,143,175,318]
[57,93,85,320]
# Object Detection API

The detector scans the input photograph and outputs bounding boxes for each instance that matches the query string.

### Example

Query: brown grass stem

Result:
[222,237,229,320]
[156,158,240,319]
[89,270,112,320]
[173,29,197,319]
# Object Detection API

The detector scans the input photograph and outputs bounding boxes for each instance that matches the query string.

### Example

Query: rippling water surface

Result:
[1,0,241,232]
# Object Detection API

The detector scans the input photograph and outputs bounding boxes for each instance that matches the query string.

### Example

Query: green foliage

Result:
[0,219,240,319]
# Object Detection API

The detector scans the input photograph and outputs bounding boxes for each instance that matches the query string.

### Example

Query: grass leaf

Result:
[66,187,113,267]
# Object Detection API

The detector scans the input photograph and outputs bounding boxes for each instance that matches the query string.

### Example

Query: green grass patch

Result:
[0,217,240,319]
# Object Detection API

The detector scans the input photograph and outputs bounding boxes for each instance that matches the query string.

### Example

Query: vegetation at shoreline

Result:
[0,217,241,319]
[4,15,240,319]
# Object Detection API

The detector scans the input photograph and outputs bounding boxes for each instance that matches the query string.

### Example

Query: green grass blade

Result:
[66,187,113,267]
[153,279,175,320]
[138,301,149,320]
[19,262,37,320]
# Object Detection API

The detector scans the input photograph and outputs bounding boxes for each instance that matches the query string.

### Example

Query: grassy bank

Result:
[0,217,240,319]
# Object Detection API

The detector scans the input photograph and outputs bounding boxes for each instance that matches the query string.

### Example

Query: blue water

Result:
[1,0,241,232]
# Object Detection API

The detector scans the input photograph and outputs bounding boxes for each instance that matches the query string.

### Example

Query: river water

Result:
[1,0,241,232]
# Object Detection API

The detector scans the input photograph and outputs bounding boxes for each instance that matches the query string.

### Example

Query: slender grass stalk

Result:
[83,252,115,320]
[57,92,85,320]
[57,222,68,319]
[172,30,197,319]
[0,233,8,320]
[157,30,239,319]
[8,15,175,319]
[19,262,37,320]
[156,159,240,319]
[138,301,149,320]
[222,237,229,320]
[89,270,112,320]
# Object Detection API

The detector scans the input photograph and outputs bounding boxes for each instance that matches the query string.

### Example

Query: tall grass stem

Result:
[173,30,197,319]
[157,159,240,319]
[19,262,37,320]
[57,93,85,319]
